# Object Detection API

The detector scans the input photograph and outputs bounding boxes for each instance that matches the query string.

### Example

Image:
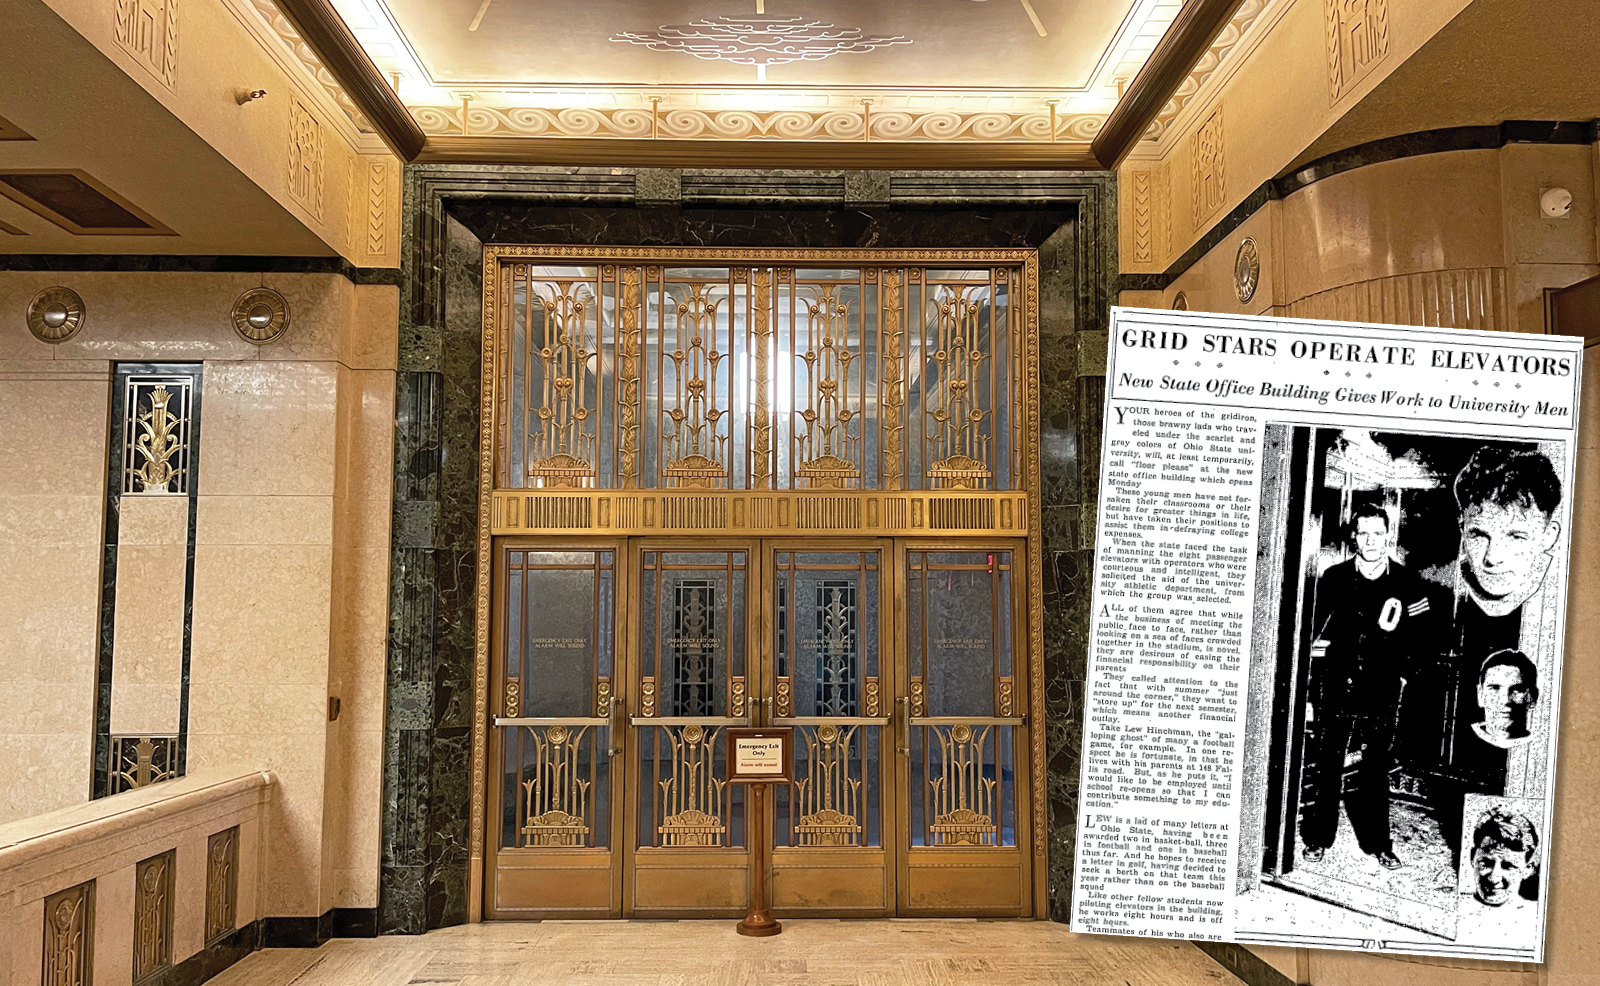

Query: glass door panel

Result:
[769,547,893,915]
[486,546,623,918]
[900,546,1031,915]
[626,547,753,916]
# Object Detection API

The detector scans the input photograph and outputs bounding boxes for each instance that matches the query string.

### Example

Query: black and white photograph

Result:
[1452,795,1545,955]
[1235,426,1564,952]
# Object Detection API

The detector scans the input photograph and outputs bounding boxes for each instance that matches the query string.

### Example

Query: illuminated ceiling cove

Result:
[268,0,1274,145]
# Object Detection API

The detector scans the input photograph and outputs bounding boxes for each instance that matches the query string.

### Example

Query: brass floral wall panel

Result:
[43,881,94,986]
[121,376,194,495]
[133,851,174,983]
[205,827,238,943]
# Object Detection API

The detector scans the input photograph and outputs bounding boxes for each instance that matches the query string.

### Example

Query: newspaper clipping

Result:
[1071,309,1582,961]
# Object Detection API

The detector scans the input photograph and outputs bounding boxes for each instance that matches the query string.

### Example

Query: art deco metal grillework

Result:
[111,735,178,793]
[486,249,1033,538]
[121,377,194,495]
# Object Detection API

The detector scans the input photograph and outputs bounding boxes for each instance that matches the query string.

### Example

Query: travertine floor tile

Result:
[207,920,1237,986]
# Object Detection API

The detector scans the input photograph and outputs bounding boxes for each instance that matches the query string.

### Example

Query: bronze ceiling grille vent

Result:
[0,169,174,235]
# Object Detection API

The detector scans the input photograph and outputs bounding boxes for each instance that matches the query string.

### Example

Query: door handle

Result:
[897,695,910,756]
[608,695,624,756]
[764,695,773,726]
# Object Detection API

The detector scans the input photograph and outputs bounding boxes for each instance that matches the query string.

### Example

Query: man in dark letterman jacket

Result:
[1301,501,1432,870]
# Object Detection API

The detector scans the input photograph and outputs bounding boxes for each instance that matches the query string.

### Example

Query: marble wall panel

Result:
[322,364,395,913]
[92,864,135,986]
[198,361,340,498]
[344,286,402,372]
[109,497,188,737]
[190,356,343,917]
[0,361,109,825]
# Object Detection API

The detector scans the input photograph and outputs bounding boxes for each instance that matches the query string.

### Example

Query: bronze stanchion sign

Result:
[727,727,794,936]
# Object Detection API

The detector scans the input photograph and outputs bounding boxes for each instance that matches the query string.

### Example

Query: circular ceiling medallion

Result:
[231,287,290,345]
[1172,291,1189,311]
[1234,238,1261,304]
[27,286,85,344]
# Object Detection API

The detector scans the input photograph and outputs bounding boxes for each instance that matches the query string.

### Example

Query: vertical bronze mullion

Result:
[522,269,534,487]
[609,267,617,488]
[592,552,602,705]
[979,268,992,486]
[655,270,666,488]
[788,273,797,490]
[853,268,865,484]
[992,552,1003,715]
[1013,267,1023,489]
[741,271,751,489]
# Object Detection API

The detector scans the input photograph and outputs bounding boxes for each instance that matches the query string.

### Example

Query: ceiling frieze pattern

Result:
[408,103,1109,142]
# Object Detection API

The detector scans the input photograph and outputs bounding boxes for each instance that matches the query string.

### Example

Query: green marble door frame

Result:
[380,164,1117,932]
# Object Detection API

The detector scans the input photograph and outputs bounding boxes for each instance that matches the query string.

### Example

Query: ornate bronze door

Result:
[485,542,626,918]
[899,544,1033,914]
[476,249,1045,919]
[624,542,756,916]
[767,541,896,915]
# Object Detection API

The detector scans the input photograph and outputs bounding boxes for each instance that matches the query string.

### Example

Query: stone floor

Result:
[207,920,1242,986]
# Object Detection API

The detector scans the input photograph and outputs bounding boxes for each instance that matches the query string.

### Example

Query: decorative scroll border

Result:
[469,244,1046,917]
[413,105,1108,143]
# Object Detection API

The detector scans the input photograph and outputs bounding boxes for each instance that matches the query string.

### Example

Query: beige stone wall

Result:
[1132,144,1600,336]
[0,361,109,824]
[0,271,395,917]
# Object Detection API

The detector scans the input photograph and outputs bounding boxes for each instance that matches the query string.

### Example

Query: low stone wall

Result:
[0,769,273,986]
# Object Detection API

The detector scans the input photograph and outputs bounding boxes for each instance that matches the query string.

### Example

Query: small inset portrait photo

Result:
[1454,796,1544,956]
[1469,649,1541,751]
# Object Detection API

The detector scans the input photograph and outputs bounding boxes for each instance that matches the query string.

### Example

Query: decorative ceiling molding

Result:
[250,0,426,160]
[1092,0,1251,169]
[244,0,373,133]
[1146,0,1268,140]
[410,104,1108,143]
[415,136,1100,170]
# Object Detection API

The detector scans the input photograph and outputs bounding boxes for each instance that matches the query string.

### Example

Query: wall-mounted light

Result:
[235,89,267,105]
[1540,187,1573,219]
